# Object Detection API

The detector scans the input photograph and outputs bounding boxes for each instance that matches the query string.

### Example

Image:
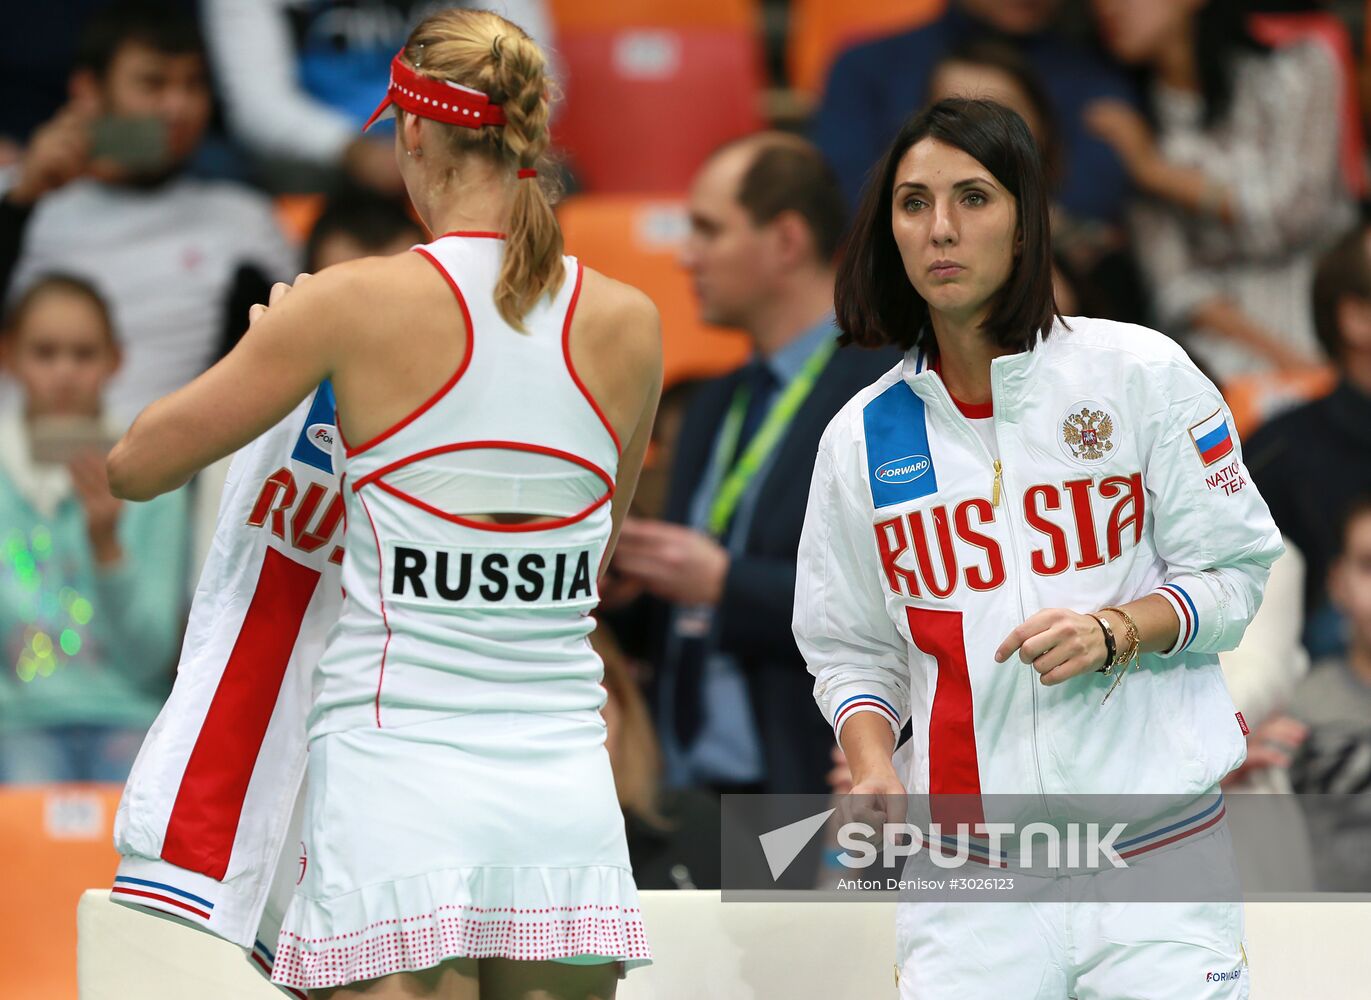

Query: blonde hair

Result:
[401,9,563,330]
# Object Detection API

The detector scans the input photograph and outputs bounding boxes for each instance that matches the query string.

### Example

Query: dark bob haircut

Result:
[835,98,1059,355]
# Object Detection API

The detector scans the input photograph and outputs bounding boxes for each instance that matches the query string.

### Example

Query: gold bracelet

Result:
[1100,606,1141,670]
[1098,607,1142,704]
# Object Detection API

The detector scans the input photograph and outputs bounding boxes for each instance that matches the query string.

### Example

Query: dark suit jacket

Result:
[642,341,900,794]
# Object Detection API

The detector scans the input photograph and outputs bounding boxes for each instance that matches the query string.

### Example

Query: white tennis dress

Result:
[271,232,652,991]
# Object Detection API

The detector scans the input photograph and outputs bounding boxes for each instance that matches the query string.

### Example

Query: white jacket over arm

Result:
[794,422,911,746]
[1143,356,1284,657]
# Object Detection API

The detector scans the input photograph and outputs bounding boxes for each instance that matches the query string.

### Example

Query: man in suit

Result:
[608,133,897,795]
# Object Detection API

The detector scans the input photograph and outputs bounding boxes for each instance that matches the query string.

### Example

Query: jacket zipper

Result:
[925,376,1052,813]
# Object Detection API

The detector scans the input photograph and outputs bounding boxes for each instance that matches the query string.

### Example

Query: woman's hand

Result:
[69,448,124,566]
[843,764,907,834]
[248,272,312,326]
[1085,99,1159,180]
[995,608,1108,685]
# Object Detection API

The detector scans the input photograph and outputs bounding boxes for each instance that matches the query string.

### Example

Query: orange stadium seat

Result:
[553,24,765,192]
[273,193,326,246]
[549,0,756,31]
[787,0,945,98]
[0,784,124,1000]
[557,195,749,389]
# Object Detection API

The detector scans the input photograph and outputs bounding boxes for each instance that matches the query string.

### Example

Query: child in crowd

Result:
[1290,498,1371,890]
[0,275,186,782]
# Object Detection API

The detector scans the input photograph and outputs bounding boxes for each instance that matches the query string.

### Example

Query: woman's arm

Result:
[1142,355,1286,657]
[107,267,355,501]
[596,284,663,579]
[794,422,910,785]
[202,0,356,164]
[1128,200,1318,371]
[1093,42,1345,259]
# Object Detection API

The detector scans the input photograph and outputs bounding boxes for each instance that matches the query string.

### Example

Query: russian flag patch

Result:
[1188,408,1234,467]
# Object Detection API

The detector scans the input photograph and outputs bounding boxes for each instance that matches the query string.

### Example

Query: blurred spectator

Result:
[304,186,424,271]
[812,0,1136,223]
[1288,497,1371,891]
[0,275,187,784]
[1248,225,1371,657]
[0,0,109,154]
[0,0,296,424]
[1219,540,1317,891]
[924,37,1147,322]
[1221,541,1311,775]
[203,0,555,194]
[594,625,720,891]
[605,134,895,796]
[1089,0,1355,381]
[628,376,705,527]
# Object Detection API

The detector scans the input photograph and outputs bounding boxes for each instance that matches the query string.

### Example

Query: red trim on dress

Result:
[439,231,506,240]
[560,261,623,455]
[343,247,475,458]
[359,494,392,729]
[352,439,614,493]
[352,438,615,532]
[372,479,613,533]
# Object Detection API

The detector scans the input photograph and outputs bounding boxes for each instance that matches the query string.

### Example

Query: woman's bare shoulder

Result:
[574,266,662,372]
[293,251,452,331]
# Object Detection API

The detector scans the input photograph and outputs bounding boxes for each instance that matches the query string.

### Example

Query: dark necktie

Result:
[730,360,779,468]
[672,360,779,749]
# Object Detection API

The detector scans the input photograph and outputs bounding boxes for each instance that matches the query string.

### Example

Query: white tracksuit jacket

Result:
[795,318,1283,806]
[110,383,343,997]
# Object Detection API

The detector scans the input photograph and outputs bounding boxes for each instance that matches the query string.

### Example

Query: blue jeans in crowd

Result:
[0,724,144,783]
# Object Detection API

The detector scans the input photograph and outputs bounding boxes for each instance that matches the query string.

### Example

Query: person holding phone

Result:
[0,274,187,783]
[0,0,295,423]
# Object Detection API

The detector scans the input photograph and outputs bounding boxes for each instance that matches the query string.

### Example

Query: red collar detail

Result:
[930,357,993,418]
[949,395,994,419]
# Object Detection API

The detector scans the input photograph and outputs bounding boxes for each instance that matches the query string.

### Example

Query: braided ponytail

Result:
[488,30,563,330]
[402,10,564,331]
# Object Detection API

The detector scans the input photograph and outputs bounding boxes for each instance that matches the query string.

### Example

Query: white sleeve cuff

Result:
[824,683,904,744]
[1151,582,1201,657]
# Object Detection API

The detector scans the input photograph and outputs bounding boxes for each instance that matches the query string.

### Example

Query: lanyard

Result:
[705,335,838,537]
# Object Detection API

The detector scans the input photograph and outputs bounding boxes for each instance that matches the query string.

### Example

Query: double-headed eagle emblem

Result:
[1062,406,1114,462]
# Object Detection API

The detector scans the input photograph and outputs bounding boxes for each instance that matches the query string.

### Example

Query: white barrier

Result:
[78,889,1370,998]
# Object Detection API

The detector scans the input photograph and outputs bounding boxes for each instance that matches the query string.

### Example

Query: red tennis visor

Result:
[363,51,507,131]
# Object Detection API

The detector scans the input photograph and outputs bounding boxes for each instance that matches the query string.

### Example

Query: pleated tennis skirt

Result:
[271,710,653,991]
